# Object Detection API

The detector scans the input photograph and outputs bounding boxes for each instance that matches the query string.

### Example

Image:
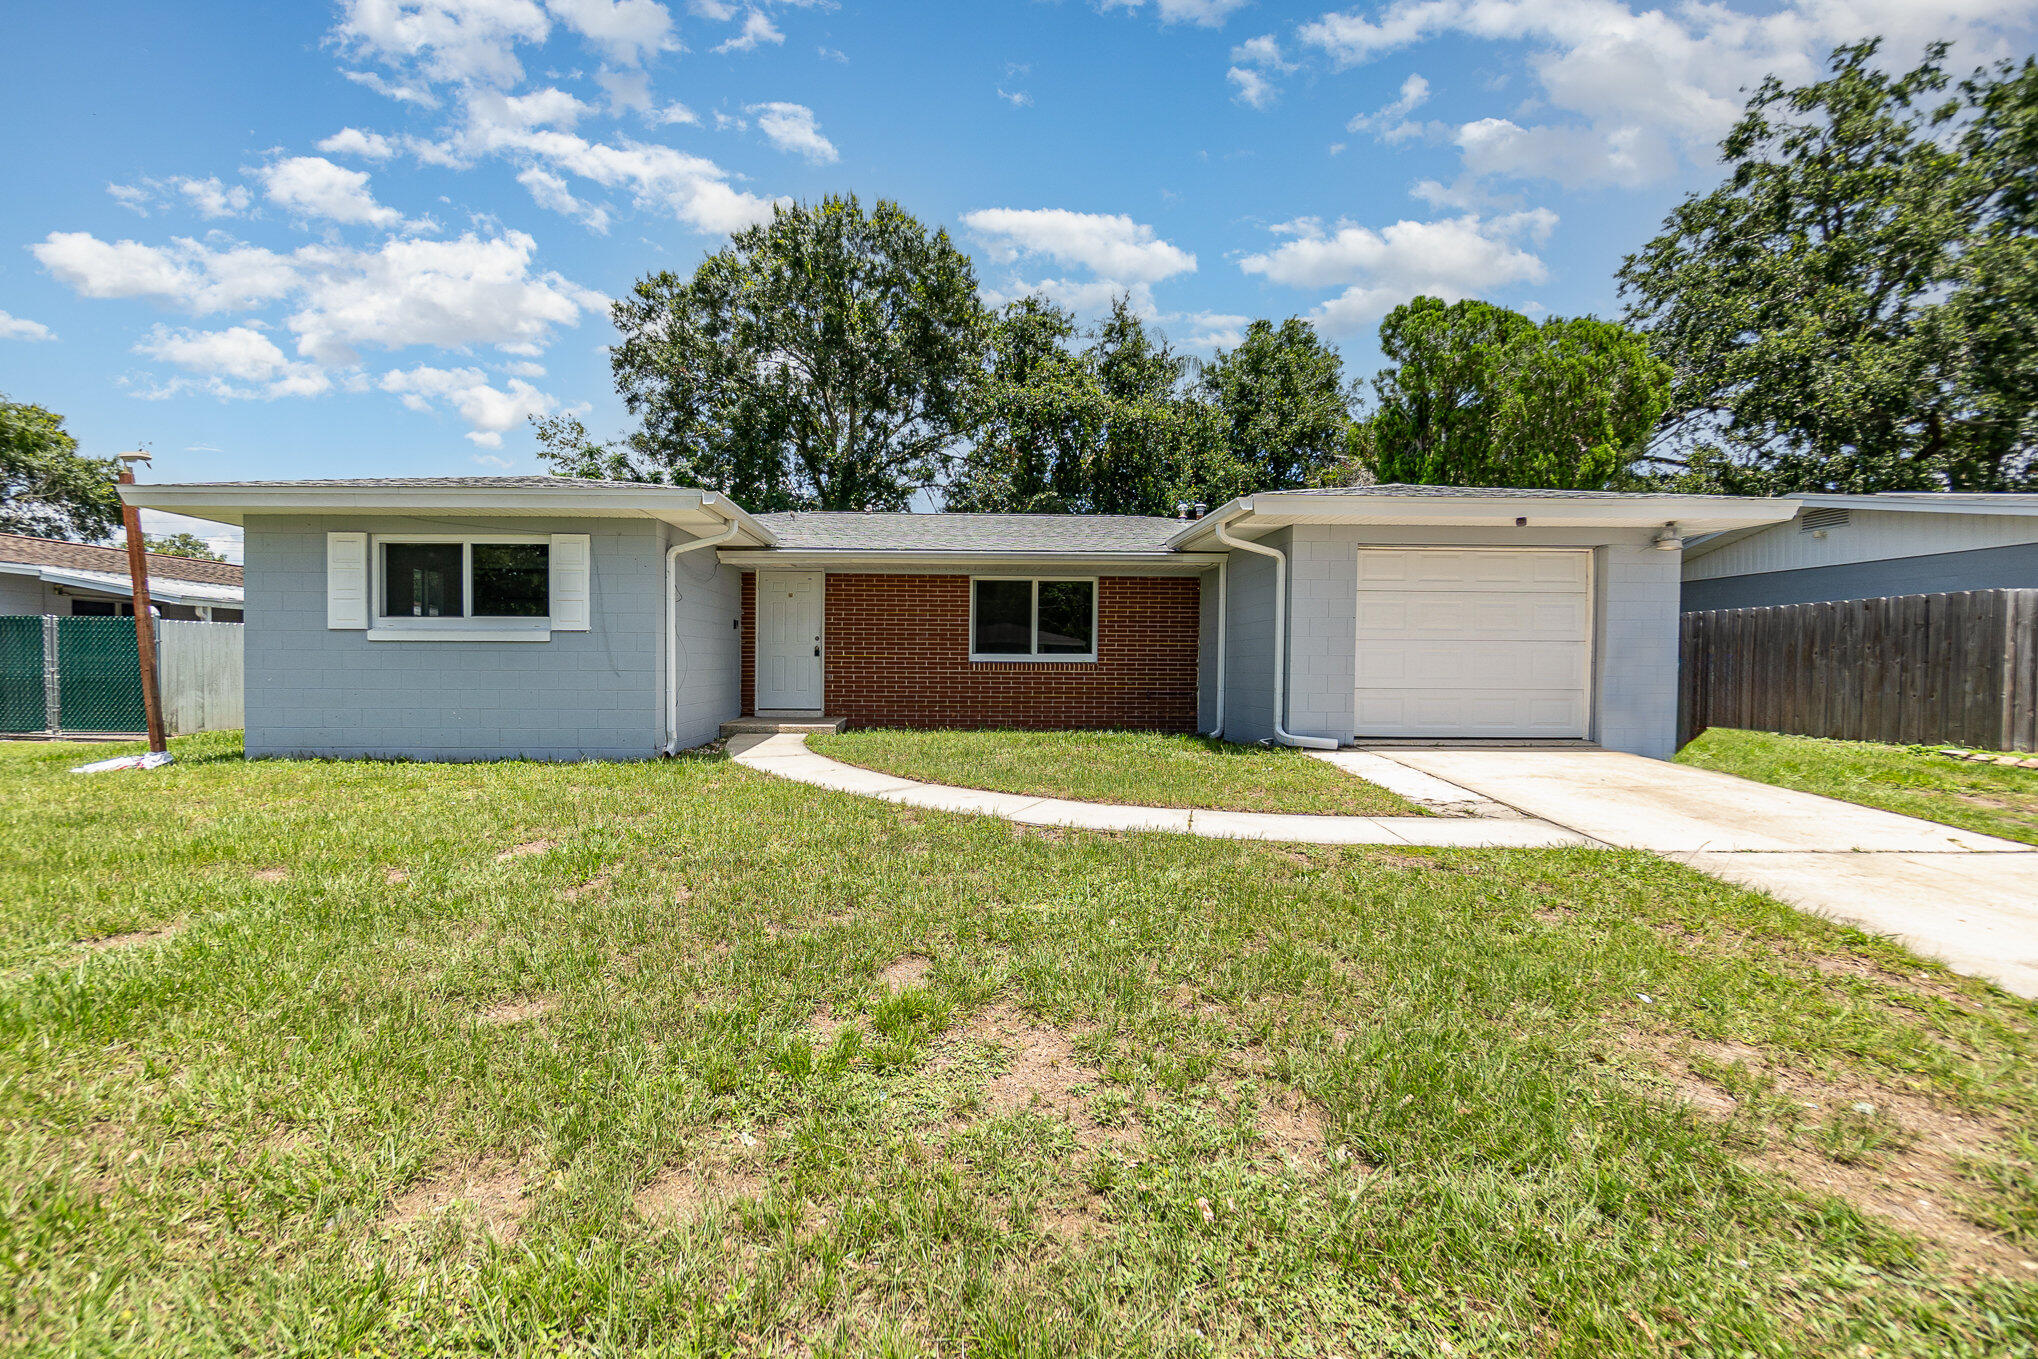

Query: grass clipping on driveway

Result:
[3,732,2037,1356]
[1678,727,2038,847]
[812,727,1425,816]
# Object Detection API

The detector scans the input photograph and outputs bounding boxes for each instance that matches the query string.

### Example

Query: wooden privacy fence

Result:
[1679,589,2038,752]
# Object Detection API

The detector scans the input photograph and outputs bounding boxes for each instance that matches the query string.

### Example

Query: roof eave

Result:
[716,548,1224,572]
[1172,492,1800,544]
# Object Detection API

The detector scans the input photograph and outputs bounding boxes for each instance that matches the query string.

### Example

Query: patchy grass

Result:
[2,731,2036,1357]
[812,727,1424,816]
[1677,728,2038,846]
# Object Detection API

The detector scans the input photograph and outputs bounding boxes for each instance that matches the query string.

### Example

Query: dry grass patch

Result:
[81,924,180,952]
[1619,1033,2037,1279]
[476,995,556,1026]
[878,954,932,994]
[634,1135,772,1224]
[250,866,287,882]
[495,839,555,861]
[1255,1085,1335,1169]
[386,1162,528,1242]
[382,867,408,885]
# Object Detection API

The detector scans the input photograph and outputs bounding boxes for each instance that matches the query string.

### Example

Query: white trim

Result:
[548,533,591,631]
[1172,493,1798,548]
[717,549,1222,573]
[967,575,1099,663]
[370,531,556,636]
[326,532,368,630]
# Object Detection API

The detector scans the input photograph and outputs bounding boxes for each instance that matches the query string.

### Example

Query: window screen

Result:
[383,542,463,618]
[471,543,549,617]
[973,579,1033,654]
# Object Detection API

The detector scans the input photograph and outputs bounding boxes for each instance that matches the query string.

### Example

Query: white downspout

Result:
[1201,555,1226,739]
[665,518,742,754]
[1212,511,1337,751]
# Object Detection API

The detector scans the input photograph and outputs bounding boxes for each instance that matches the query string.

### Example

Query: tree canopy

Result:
[1362,297,1671,490]
[0,398,121,541]
[1618,41,2038,493]
[541,194,989,511]
[141,532,225,561]
[1196,317,1354,501]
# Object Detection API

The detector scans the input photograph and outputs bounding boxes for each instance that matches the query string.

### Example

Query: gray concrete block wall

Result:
[243,514,684,761]
[1595,541,1683,758]
[1220,523,1683,757]
[1219,534,1279,744]
[666,530,744,750]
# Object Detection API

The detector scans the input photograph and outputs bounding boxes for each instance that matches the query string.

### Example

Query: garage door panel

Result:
[1353,548,1591,739]
[1356,592,1589,641]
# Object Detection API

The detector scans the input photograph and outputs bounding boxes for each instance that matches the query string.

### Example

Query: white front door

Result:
[755,571,825,710]
[1352,547,1592,739]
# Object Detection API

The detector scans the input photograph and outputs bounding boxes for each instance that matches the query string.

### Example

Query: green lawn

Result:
[810,728,1424,816]
[1677,728,2038,847]
[3,732,2036,1357]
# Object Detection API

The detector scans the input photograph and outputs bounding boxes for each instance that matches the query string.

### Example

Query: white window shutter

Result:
[549,533,591,630]
[326,532,368,629]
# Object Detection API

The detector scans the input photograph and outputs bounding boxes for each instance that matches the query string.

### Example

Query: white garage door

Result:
[1353,548,1591,739]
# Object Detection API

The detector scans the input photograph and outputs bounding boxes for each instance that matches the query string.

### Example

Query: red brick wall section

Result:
[742,572,1201,731]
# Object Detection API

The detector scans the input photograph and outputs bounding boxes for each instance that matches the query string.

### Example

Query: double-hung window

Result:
[970,577,1096,662]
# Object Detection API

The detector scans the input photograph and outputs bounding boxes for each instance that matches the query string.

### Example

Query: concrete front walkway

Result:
[1364,748,2038,998]
[725,733,1592,848]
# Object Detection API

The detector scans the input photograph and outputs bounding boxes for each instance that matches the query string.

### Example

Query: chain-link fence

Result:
[0,616,148,735]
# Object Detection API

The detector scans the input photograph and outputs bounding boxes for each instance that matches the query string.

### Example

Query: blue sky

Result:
[5,0,2035,553]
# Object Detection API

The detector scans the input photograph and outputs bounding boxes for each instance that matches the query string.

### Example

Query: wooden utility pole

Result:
[117,452,168,754]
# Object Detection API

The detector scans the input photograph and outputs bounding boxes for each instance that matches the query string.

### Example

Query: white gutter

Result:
[665,519,742,754]
[1202,555,1226,739]
[1211,510,1337,751]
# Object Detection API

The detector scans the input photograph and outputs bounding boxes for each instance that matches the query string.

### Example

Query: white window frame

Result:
[367,532,553,641]
[968,575,1099,663]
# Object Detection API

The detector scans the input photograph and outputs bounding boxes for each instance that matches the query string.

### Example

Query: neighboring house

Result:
[0,533,245,621]
[122,477,1795,762]
[1682,493,2038,612]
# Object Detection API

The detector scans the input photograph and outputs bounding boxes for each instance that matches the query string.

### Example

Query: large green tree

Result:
[1196,318,1354,498]
[1363,297,1671,489]
[1618,42,2038,493]
[946,297,1216,516]
[541,195,989,511]
[0,398,120,541]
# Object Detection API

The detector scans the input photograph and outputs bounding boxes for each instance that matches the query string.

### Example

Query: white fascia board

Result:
[715,549,1225,574]
[1794,493,2038,518]
[35,565,243,606]
[120,483,779,545]
[1174,493,1800,543]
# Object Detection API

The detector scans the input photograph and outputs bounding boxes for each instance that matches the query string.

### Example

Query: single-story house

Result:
[122,477,1798,762]
[1682,492,2038,612]
[0,533,244,621]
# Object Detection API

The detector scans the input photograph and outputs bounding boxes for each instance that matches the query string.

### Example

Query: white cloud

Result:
[340,68,442,107]
[593,66,696,122]
[748,101,837,163]
[1230,34,1293,69]
[690,0,735,17]
[997,87,1032,107]
[472,452,516,468]
[1228,66,1277,108]
[714,10,783,52]
[34,228,604,365]
[1104,0,1252,27]
[461,123,781,234]
[963,208,1197,285]
[545,0,674,64]
[133,324,335,399]
[1239,209,1556,330]
[108,182,153,214]
[818,45,848,62]
[1348,72,1429,132]
[259,156,404,228]
[333,0,552,88]
[285,230,605,364]
[318,127,398,161]
[1293,0,2038,186]
[0,310,54,341]
[517,165,612,232]
[378,363,559,445]
[32,232,303,313]
[178,176,254,217]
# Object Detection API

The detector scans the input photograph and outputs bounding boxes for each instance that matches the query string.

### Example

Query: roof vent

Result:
[1801,506,1851,532]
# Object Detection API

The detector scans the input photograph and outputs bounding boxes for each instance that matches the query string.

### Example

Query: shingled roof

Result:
[752,511,1186,554]
[0,533,242,587]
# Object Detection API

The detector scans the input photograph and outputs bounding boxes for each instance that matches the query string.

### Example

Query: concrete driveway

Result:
[1366,748,2038,998]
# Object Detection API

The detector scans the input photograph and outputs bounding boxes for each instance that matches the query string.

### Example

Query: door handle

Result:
[813,645,820,656]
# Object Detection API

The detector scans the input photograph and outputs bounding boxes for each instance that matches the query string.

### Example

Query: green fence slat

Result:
[0,616,46,734]
[55,616,147,733]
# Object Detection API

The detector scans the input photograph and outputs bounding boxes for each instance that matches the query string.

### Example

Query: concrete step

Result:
[720,716,848,736]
